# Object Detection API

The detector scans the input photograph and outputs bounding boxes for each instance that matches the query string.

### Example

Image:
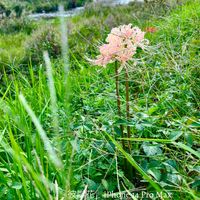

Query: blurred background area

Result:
[0,0,186,75]
[0,0,182,18]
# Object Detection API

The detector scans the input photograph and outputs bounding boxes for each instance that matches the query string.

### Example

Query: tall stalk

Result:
[115,62,125,148]
[125,67,131,153]
[115,61,126,171]
[125,66,135,181]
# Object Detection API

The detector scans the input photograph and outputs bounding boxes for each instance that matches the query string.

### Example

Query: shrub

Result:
[0,1,28,18]
[0,2,10,17]
[24,25,61,65]
[13,4,24,17]
[33,3,58,13]
[0,17,36,34]
[0,2,6,14]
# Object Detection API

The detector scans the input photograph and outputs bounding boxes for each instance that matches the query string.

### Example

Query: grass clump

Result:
[0,17,35,35]
[0,33,27,74]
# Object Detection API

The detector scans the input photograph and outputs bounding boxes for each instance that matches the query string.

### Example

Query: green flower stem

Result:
[125,66,135,181]
[115,61,127,172]
[115,61,125,149]
[125,67,132,153]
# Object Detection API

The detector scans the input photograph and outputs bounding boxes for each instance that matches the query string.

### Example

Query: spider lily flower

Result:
[92,24,149,66]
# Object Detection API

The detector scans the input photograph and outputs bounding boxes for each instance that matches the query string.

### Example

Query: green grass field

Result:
[0,0,199,199]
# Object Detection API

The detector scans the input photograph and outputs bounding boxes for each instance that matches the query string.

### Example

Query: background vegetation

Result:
[0,0,90,17]
[0,0,199,199]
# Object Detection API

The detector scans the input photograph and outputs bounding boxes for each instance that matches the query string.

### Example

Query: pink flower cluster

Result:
[93,24,148,66]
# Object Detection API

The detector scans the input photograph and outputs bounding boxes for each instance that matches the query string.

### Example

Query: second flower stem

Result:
[125,67,132,153]
[125,67,135,181]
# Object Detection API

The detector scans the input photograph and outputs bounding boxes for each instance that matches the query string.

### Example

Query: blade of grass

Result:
[120,138,172,143]
[43,51,59,133]
[173,142,200,159]
[59,4,69,83]
[1,81,12,100]
[19,93,63,168]
[1,131,49,199]
[6,123,30,200]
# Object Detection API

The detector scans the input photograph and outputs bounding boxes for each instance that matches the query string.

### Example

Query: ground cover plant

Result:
[0,0,199,199]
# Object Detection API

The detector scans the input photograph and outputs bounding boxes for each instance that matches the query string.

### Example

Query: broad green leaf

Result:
[164,160,178,172]
[169,131,182,141]
[148,106,159,115]
[85,178,98,191]
[191,180,200,189]
[166,174,181,186]
[185,133,193,147]
[101,179,109,190]
[147,168,161,181]
[142,143,162,156]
